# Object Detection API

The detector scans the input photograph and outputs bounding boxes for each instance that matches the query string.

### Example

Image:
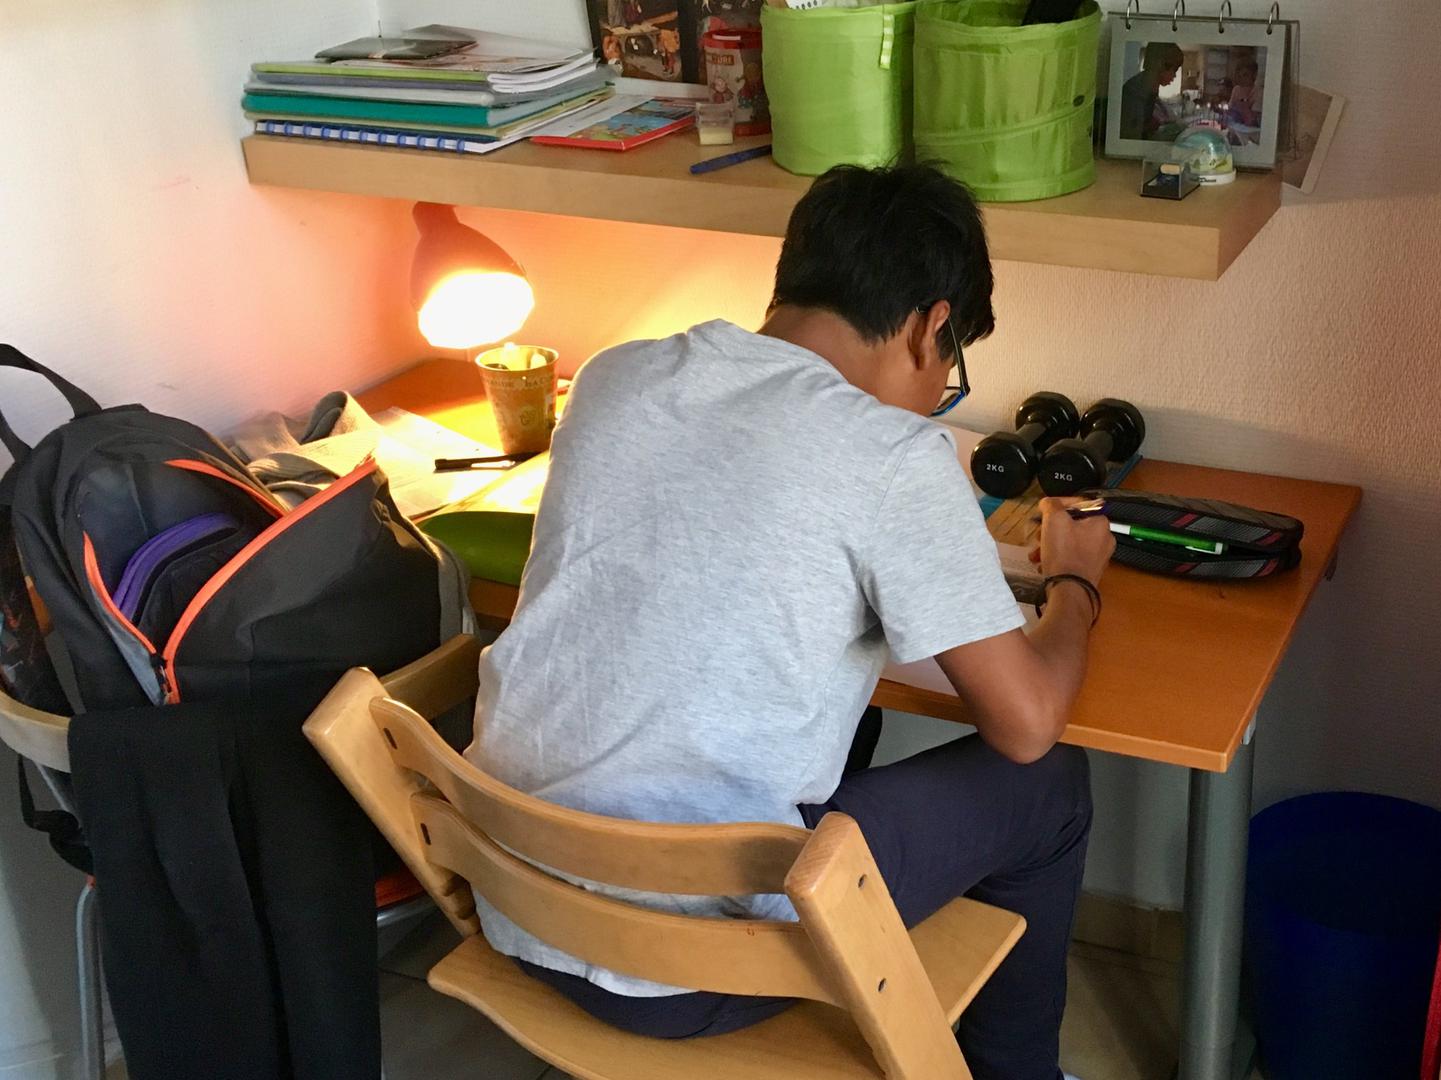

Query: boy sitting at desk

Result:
[467,164,1114,1080]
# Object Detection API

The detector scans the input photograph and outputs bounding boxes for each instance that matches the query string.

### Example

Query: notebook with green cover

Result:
[243,91,550,128]
[255,60,496,84]
[244,89,611,138]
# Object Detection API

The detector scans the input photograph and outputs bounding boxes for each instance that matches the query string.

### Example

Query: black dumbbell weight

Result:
[1037,398,1146,496]
[970,392,1081,498]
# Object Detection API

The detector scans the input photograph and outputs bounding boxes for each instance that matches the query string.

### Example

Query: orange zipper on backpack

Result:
[165,459,285,518]
[81,533,168,699]
[158,458,378,703]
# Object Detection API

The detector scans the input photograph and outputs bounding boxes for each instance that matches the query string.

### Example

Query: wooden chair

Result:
[304,635,1027,1080]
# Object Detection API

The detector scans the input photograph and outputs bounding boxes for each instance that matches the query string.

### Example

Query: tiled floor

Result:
[374,912,1258,1080]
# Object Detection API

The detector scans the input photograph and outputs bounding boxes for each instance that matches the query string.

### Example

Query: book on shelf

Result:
[586,0,763,87]
[250,90,616,152]
[254,119,502,155]
[244,68,610,108]
[315,29,475,61]
[530,97,695,150]
[241,86,608,131]
[255,28,597,89]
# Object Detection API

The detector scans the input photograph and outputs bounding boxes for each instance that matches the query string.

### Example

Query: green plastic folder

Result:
[420,511,534,587]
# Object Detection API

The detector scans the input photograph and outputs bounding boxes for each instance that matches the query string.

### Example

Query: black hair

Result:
[1143,41,1185,70]
[769,164,995,355]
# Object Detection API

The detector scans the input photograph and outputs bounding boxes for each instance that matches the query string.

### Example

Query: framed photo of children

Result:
[1104,14,1287,168]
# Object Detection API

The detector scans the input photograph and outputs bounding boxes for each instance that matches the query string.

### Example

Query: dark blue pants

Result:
[520,710,1093,1080]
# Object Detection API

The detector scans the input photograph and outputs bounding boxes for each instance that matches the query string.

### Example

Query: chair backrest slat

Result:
[0,686,70,772]
[374,698,811,897]
[379,634,481,720]
[416,793,841,1004]
[786,815,971,1078]
[304,668,481,936]
[305,644,992,1079]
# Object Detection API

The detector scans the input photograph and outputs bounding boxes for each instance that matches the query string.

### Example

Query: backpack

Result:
[0,345,472,851]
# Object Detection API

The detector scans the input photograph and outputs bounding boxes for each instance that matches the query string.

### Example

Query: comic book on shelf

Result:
[586,0,764,86]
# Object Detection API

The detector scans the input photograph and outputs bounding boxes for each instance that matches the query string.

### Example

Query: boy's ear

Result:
[907,303,952,371]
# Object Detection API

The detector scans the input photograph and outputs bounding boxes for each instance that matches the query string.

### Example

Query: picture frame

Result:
[1104,13,1287,169]
[1280,84,1344,194]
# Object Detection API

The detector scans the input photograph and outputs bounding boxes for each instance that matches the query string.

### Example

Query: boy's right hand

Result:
[1034,497,1115,586]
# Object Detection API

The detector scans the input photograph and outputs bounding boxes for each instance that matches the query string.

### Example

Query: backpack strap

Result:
[16,754,92,875]
[0,345,102,463]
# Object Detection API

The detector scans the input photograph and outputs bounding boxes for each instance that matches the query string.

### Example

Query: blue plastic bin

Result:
[1246,793,1441,1080]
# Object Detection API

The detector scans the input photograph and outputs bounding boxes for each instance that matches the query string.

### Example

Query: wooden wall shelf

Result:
[243,131,1280,281]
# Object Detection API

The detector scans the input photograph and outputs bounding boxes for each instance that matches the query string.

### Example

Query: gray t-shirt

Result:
[466,320,1022,995]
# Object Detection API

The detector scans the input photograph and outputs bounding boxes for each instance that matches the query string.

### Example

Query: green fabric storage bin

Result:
[915,0,1101,201]
[762,3,919,177]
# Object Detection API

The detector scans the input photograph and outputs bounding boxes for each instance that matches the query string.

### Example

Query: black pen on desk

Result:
[434,453,534,473]
[690,144,773,175]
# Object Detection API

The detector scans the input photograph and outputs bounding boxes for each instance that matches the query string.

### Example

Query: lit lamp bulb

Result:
[410,202,535,351]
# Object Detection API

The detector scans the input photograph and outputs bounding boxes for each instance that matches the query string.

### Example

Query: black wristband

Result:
[1036,574,1101,627]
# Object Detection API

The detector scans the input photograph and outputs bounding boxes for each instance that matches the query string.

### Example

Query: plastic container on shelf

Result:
[703,28,769,136]
[914,0,1101,202]
[761,2,920,177]
[695,102,736,146]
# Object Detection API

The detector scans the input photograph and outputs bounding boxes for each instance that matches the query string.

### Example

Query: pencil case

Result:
[1083,489,1305,579]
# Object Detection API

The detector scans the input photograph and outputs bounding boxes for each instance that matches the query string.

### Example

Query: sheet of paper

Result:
[371,408,504,519]
[442,452,551,516]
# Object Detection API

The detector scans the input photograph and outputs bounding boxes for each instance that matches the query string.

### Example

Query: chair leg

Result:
[76,882,105,1080]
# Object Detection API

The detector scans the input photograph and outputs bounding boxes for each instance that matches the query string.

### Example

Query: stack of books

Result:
[245,26,615,155]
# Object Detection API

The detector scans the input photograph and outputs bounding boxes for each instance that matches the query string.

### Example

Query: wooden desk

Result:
[364,359,1359,774]
[878,460,1359,773]
[364,359,1360,1080]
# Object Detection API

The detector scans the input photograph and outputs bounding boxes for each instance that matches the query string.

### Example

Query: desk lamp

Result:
[410,202,534,350]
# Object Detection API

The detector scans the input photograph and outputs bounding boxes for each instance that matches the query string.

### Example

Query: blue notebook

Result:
[254,119,499,154]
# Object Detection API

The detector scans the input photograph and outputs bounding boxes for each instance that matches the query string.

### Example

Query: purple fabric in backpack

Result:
[112,513,238,621]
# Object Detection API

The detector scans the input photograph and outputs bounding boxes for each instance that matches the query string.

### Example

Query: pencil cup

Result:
[477,345,558,455]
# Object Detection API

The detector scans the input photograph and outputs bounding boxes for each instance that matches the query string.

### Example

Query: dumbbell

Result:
[970,392,1081,498]
[1037,398,1146,496]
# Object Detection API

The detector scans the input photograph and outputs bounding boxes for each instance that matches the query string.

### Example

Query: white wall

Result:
[381,0,1441,910]
[0,2,418,1073]
[378,0,590,47]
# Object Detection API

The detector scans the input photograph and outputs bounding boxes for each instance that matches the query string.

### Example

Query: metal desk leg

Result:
[1178,734,1256,1080]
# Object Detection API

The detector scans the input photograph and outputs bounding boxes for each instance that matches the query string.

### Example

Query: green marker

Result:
[1110,522,1225,555]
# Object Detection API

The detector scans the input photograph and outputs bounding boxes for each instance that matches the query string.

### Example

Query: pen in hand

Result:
[1034,497,1226,554]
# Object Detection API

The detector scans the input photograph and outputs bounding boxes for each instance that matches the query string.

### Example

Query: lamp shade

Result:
[409,202,535,350]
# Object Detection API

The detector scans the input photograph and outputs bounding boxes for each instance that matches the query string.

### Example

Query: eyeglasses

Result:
[919,307,970,418]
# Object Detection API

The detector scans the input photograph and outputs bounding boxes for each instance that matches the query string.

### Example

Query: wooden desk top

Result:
[365,361,1361,774]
